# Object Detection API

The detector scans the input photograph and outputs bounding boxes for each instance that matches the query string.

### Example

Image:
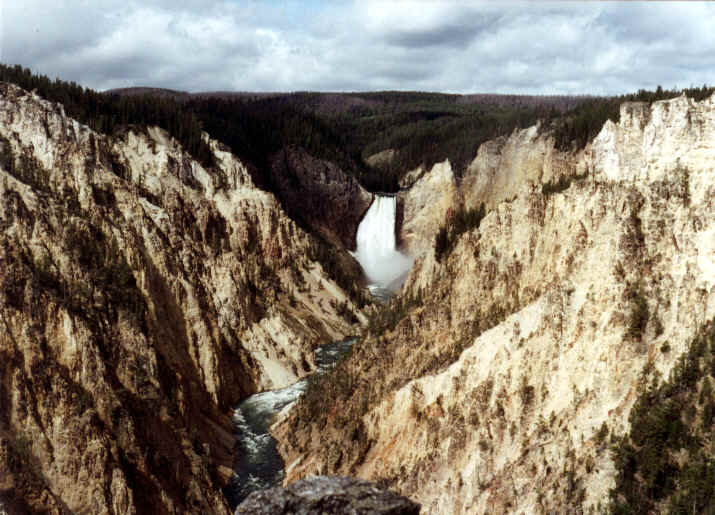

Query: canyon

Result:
[276,94,715,513]
[0,82,367,514]
[0,77,713,515]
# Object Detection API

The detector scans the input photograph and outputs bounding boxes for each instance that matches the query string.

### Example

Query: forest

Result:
[1,63,712,194]
[609,322,714,514]
[0,64,213,167]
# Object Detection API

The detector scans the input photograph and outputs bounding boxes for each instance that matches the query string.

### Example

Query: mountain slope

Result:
[0,82,367,514]
[276,94,715,513]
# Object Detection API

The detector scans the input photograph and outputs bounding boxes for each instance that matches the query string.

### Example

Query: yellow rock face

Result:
[277,94,715,514]
[0,82,367,514]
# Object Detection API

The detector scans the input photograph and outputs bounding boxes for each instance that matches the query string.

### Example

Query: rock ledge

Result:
[235,476,420,514]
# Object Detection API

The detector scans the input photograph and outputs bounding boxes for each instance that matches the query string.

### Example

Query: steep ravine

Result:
[226,190,410,507]
[0,82,368,514]
[275,94,715,513]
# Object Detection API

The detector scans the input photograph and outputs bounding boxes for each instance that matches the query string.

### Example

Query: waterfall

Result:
[352,195,413,290]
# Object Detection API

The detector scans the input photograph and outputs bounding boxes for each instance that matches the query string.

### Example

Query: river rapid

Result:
[225,194,410,507]
[223,338,356,507]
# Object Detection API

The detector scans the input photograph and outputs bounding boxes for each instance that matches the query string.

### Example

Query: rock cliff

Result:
[268,147,373,251]
[396,123,585,261]
[396,160,457,257]
[0,82,367,514]
[276,94,715,513]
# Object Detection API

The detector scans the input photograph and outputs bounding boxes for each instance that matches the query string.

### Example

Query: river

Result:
[225,194,410,507]
[223,337,356,507]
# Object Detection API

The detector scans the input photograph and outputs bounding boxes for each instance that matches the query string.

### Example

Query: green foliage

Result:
[625,283,649,341]
[201,91,566,192]
[187,96,365,191]
[0,64,213,167]
[435,203,486,262]
[541,171,588,196]
[609,321,715,514]
[366,288,423,336]
[551,84,715,151]
[354,104,549,189]
[4,64,713,198]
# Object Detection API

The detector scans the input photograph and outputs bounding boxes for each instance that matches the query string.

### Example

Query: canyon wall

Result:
[0,83,367,514]
[276,94,715,513]
[268,147,373,251]
[396,122,585,261]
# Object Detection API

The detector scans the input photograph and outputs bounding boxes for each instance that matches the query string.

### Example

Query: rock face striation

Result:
[235,476,420,515]
[396,160,457,257]
[276,94,715,513]
[268,147,373,251]
[0,82,367,514]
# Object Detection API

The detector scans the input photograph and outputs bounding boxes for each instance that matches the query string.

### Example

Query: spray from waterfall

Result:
[352,195,413,290]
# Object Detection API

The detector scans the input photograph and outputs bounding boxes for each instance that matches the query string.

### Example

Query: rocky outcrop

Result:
[0,83,367,514]
[396,123,584,261]
[235,476,420,515]
[365,149,397,171]
[268,147,373,250]
[461,123,585,212]
[396,160,457,257]
[276,94,715,513]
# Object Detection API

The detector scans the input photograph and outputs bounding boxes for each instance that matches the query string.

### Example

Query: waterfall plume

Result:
[352,195,413,290]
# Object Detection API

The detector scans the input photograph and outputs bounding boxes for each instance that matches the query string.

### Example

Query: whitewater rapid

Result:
[224,338,356,507]
[352,195,412,290]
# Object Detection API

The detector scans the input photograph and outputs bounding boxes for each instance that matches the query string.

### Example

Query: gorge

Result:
[226,193,410,507]
[0,67,713,515]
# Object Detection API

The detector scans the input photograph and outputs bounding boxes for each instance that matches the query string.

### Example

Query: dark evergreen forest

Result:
[1,63,712,193]
[0,64,214,167]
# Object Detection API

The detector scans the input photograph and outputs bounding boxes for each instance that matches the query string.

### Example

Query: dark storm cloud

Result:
[386,24,478,49]
[1,1,714,94]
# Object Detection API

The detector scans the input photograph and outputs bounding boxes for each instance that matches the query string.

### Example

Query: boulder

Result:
[235,476,420,515]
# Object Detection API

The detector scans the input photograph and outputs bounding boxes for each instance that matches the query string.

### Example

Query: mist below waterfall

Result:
[352,195,413,290]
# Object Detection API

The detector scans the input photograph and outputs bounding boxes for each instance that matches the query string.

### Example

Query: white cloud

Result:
[1,0,713,94]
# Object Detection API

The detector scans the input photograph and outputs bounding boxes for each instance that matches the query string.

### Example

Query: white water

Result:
[225,339,356,507]
[352,195,413,290]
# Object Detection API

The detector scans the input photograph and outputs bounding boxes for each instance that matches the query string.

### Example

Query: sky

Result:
[1,1,714,95]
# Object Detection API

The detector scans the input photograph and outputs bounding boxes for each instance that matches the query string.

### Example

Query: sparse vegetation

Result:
[609,321,715,514]
[625,282,649,341]
[435,203,486,262]
[366,288,423,335]
[0,134,51,192]
[306,235,370,309]
[520,377,536,409]
[596,422,610,447]
[541,171,588,196]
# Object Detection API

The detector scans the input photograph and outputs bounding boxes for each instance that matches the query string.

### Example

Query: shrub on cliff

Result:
[541,171,588,196]
[434,203,485,262]
[625,283,649,341]
[609,321,715,514]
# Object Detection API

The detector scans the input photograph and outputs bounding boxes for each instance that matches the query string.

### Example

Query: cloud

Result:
[1,0,714,94]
